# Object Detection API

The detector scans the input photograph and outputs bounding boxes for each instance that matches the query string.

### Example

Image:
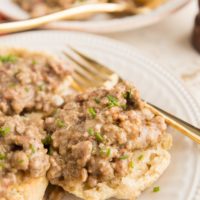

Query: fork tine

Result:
[69,46,114,74]
[63,51,107,83]
[72,72,102,90]
[72,72,91,88]
[64,47,113,77]
[71,79,84,92]
[64,46,119,91]
[64,52,110,89]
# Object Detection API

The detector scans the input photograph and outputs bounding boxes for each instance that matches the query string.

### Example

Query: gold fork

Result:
[63,47,200,144]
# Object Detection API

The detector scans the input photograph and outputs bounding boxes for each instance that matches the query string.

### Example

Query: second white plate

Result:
[0,0,190,33]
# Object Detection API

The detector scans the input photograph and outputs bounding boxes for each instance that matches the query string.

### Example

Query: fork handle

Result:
[0,3,126,34]
[146,103,200,144]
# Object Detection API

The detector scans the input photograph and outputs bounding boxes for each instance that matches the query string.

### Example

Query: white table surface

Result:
[107,0,200,109]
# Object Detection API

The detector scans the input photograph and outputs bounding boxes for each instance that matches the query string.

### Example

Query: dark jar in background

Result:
[192,0,200,52]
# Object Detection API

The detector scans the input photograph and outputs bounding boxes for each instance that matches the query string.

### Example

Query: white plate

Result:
[0,0,190,33]
[0,30,199,200]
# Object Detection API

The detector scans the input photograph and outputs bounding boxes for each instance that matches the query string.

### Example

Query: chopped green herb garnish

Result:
[123,91,131,99]
[100,148,111,157]
[0,163,5,169]
[8,82,17,88]
[32,60,37,65]
[48,146,53,155]
[95,132,104,142]
[42,135,52,146]
[88,128,95,136]
[99,148,105,156]
[56,118,65,128]
[138,154,144,161]
[29,144,35,154]
[24,87,29,92]
[107,95,119,108]
[87,107,96,118]
[119,154,129,160]
[18,159,24,164]
[0,127,10,137]
[38,84,45,91]
[129,160,134,168]
[0,55,17,63]
[153,186,160,193]
[106,148,111,156]
[42,135,53,155]
[94,98,100,104]
[123,90,136,108]
[121,104,127,110]
[0,153,6,160]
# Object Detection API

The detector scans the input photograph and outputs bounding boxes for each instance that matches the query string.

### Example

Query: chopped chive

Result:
[94,98,100,104]
[0,55,17,63]
[0,127,10,137]
[56,118,65,128]
[106,148,111,156]
[99,148,105,156]
[0,163,5,169]
[153,186,160,193]
[42,135,53,155]
[121,104,127,110]
[87,107,96,118]
[123,91,131,99]
[95,132,104,142]
[29,144,35,154]
[38,84,45,91]
[8,82,17,88]
[119,154,129,160]
[42,135,52,146]
[18,159,24,164]
[0,153,6,160]
[88,128,95,136]
[129,160,134,168]
[107,95,119,108]
[138,154,144,161]
[48,146,53,155]
[123,90,136,108]
[24,87,29,92]
[100,148,111,157]
[32,60,37,65]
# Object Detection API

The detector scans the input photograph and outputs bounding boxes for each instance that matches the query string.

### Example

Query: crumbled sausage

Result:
[72,141,93,166]
[11,151,29,170]
[46,82,168,189]
[0,115,50,190]
[0,48,70,115]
